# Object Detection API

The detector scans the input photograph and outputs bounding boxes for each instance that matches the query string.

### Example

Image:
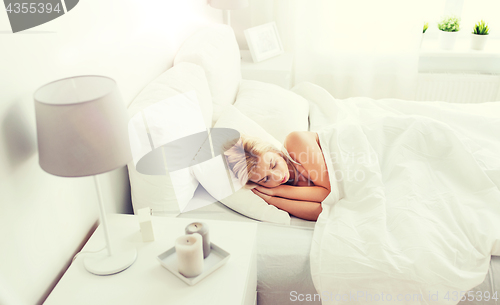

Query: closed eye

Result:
[272,162,277,169]
[257,173,270,184]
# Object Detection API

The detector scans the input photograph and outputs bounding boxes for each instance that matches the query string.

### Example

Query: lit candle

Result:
[175,233,204,278]
[185,222,210,258]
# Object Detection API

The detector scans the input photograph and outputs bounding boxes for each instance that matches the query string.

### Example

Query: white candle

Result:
[175,233,204,278]
[185,222,210,258]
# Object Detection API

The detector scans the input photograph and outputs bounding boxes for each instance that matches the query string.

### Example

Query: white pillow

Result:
[127,62,212,216]
[127,62,212,128]
[194,105,291,225]
[234,80,309,144]
[174,24,241,126]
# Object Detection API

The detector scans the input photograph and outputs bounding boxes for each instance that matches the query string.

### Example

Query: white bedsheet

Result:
[292,82,500,305]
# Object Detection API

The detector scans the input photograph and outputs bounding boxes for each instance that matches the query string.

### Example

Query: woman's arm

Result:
[252,188,322,221]
[254,184,329,203]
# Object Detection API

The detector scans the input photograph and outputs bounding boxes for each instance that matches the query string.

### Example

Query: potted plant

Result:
[471,20,489,50]
[421,22,429,47]
[437,15,461,50]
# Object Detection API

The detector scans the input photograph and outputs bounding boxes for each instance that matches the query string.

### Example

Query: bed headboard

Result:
[174,24,242,126]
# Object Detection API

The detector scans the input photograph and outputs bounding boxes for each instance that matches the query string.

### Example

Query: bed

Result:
[126,24,500,305]
[180,187,500,305]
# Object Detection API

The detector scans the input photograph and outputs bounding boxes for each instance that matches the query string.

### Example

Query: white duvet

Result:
[292,83,500,305]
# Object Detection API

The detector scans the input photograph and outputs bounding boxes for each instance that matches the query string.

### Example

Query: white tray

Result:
[157,243,230,286]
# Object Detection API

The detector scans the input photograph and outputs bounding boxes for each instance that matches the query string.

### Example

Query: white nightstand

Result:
[44,214,258,305]
[240,50,294,89]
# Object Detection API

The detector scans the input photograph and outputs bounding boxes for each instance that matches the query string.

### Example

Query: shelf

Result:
[420,37,500,58]
[419,37,500,74]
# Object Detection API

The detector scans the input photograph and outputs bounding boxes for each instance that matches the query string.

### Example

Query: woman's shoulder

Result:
[284,131,320,164]
[284,131,318,150]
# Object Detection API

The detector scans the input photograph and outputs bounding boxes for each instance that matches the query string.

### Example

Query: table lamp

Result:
[209,0,248,26]
[34,75,137,276]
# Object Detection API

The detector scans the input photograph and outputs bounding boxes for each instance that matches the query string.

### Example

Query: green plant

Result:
[473,20,489,35]
[423,22,429,33]
[437,15,461,32]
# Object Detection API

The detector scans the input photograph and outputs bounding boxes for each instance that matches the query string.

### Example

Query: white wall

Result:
[0,1,221,304]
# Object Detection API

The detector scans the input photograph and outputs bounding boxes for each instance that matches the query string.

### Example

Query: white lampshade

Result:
[210,0,248,10]
[34,75,132,177]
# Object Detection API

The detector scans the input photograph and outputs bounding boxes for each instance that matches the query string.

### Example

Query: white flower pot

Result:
[470,34,488,50]
[439,31,459,50]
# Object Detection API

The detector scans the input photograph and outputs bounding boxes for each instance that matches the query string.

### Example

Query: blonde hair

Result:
[224,135,298,188]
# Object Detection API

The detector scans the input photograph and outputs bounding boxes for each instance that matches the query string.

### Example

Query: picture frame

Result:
[244,22,284,63]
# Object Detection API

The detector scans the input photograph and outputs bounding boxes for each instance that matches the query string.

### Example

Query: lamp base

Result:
[83,248,137,276]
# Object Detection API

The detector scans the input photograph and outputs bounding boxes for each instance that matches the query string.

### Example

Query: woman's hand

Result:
[251,187,272,203]
[252,187,322,220]
[253,186,275,196]
[253,185,292,197]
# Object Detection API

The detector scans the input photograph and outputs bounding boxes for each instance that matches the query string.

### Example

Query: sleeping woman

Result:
[224,131,331,221]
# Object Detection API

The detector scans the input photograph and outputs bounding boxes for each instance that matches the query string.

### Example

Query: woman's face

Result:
[249,151,290,188]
